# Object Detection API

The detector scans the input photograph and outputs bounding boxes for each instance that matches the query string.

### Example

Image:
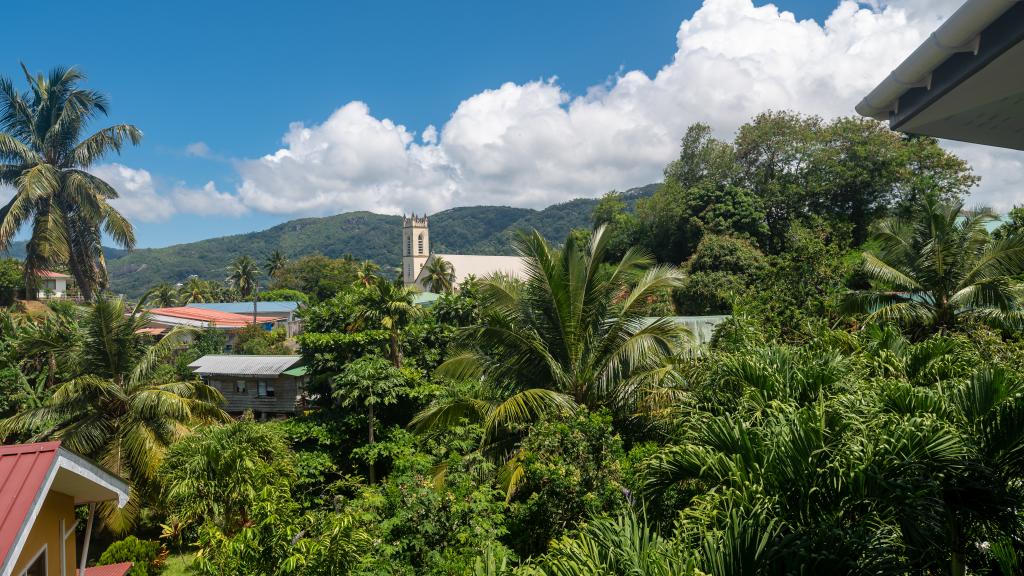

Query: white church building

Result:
[402,214,527,290]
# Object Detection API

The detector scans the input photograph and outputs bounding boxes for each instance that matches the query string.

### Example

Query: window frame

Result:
[20,543,46,576]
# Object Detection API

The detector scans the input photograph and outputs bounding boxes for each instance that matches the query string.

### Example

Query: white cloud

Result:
[172,181,249,217]
[185,141,212,158]
[90,164,177,222]
[232,0,1022,216]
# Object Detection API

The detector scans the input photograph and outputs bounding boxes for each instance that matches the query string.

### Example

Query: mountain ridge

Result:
[98,184,657,296]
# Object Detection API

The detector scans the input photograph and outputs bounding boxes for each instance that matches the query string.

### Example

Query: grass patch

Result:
[162,553,194,576]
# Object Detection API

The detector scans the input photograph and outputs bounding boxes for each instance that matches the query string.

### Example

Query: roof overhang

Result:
[856,0,1024,150]
[1,445,129,576]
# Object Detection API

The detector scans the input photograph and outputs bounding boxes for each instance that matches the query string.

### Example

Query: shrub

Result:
[98,536,164,576]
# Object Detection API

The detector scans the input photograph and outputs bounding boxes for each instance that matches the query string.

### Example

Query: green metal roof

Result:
[282,365,308,377]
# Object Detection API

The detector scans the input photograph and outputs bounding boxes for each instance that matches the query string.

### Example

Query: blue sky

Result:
[8,0,1013,248]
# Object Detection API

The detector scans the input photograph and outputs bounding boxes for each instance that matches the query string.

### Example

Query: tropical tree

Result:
[0,65,140,300]
[421,256,455,293]
[527,512,695,576]
[149,282,179,307]
[845,195,1024,332]
[179,276,212,304]
[0,297,228,532]
[332,356,411,483]
[412,226,688,494]
[160,420,294,536]
[264,250,287,280]
[359,277,418,368]
[226,255,260,298]
[356,260,379,288]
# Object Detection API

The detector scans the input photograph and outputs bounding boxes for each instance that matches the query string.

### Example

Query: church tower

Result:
[402,213,430,286]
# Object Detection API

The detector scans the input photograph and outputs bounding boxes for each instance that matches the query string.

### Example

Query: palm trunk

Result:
[367,404,376,484]
[390,330,401,368]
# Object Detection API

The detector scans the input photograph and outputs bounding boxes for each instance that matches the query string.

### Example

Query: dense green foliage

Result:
[11,105,1024,575]
[98,536,165,576]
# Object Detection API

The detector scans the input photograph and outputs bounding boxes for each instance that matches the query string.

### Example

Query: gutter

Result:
[855,0,1021,120]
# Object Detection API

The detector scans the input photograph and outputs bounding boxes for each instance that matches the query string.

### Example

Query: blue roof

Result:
[190,301,301,314]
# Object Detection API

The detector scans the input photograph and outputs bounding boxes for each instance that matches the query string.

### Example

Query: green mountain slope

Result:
[97,184,656,296]
[2,241,128,262]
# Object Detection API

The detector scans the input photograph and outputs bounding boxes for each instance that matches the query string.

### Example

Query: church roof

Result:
[418,254,528,287]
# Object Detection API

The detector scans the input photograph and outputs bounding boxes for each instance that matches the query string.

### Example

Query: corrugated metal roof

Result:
[84,562,134,576]
[189,355,303,377]
[148,307,278,328]
[35,270,70,279]
[190,301,301,315]
[0,442,61,572]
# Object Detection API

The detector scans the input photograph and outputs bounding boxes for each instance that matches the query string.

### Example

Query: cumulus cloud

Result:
[232,0,1021,216]
[90,164,177,222]
[172,181,249,217]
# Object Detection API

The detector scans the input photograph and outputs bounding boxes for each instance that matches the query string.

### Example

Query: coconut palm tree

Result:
[149,282,180,307]
[0,297,228,533]
[412,226,687,495]
[359,277,418,368]
[421,256,455,293]
[226,255,260,298]
[265,250,287,280]
[845,195,1024,332]
[356,260,380,288]
[179,276,212,304]
[0,65,140,301]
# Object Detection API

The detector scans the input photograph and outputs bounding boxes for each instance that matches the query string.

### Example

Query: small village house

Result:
[143,307,281,351]
[0,441,131,576]
[188,301,304,337]
[188,355,308,418]
[32,271,72,301]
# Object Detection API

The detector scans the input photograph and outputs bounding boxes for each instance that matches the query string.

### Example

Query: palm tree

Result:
[412,226,687,494]
[0,297,228,533]
[149,282,180,307]
[0,65,140,301]
[356,260,379,288]
[530,512,694,575]
[421,256,455,293]
[226,255,260,298]
[845,195,1024,332]
[359,277,417,367]
[265,250,287,280]
[179,276,212,304]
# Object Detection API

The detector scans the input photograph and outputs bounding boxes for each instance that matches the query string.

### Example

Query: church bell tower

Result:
[402,213,430,286]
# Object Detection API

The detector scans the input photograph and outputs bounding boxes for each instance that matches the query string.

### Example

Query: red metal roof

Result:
[34,270,70,279]
[148,306,278,327]
[84,562,134,576]
[0,442,61,571]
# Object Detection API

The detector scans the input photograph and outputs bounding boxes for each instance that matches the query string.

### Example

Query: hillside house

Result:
[33,271,72,301]
[188,355,308,417]
[0,441,131,576]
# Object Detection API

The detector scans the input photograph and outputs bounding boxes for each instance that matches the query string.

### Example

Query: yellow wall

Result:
[11,490,76,576]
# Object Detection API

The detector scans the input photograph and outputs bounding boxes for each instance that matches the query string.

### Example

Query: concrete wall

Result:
[12,490,76,576]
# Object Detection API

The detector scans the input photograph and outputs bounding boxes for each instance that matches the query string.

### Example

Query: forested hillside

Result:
[104,185,655,296]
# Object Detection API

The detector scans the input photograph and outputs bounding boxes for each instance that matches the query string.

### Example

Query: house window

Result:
[257,380,275,398]
[406,234,412,256]
[21,545,45,576]
[418,233,424,254]
[235,380,247,394]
